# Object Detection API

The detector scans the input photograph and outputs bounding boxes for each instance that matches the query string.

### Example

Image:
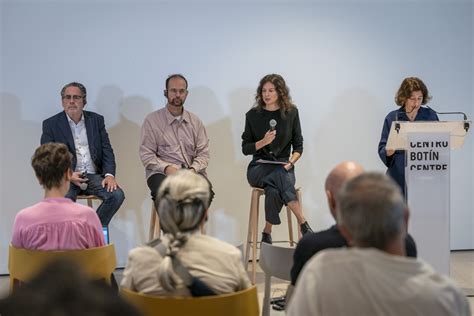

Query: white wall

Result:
[1,0,472,274]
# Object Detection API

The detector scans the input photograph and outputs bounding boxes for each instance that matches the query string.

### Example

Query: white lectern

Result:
[386,120,470,275]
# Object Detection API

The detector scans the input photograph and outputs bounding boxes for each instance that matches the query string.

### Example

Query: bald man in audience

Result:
[287,172,470,316]
[290,161,417,286]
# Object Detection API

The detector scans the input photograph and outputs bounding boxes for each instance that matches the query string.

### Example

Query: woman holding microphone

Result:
[242,74,312,244]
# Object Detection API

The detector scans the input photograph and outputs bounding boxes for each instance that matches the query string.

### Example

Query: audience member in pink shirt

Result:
[11,143,105,250]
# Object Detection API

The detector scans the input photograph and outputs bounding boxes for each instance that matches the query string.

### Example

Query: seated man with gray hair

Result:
[287,172,470,316]
[290,161,417,287]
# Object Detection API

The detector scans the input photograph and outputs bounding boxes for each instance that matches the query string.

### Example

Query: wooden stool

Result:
[244,187,302,284]
[77,194,102,208]
[149,203,161,241]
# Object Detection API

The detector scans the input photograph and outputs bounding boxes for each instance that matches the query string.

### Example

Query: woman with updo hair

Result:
[11,143,104,250]
[121,170,250,296]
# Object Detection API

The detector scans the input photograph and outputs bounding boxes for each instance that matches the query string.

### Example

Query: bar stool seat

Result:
[77,194,102,208]
[244,187,302,284]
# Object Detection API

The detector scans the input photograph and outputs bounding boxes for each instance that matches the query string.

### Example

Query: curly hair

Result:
[254,74,296,118]
[395,77,432,107]
[31,143,72,190]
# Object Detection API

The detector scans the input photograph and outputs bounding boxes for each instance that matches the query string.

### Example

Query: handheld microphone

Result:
[266,119,277,156]
[426,105,470,132]
[79,171,88,191]
[269,119,277,131]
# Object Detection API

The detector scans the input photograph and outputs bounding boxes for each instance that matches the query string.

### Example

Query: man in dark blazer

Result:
[41,82,125,226]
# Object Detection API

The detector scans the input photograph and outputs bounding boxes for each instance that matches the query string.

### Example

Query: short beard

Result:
[170,98,184,107]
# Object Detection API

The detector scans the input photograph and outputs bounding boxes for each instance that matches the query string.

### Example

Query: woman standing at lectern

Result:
[378,77,439,197]
[242,74,312,244]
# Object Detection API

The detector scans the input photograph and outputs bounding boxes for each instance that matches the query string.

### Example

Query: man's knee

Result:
[114,188,125,203]
[105,188,125,204]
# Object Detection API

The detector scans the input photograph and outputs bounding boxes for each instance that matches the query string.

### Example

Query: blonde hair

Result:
[154,170,210,292]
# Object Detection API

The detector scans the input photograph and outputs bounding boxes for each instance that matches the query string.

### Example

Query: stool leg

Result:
[251,191,261,284]
[249,190,261,284]
[244,196,254,272]
[153,203,161,239]
[149,204,157,241]
[87,198,93,208]
[154,211,161,238]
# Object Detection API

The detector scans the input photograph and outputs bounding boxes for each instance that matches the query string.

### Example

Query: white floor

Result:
[1,251,473,315]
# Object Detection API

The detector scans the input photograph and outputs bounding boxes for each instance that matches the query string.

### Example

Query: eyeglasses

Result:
[168,88,187,95]
[62,95,84,101]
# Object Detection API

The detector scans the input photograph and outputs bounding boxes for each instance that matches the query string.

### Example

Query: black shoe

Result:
[261,232,272,244]
[300,221,313,235]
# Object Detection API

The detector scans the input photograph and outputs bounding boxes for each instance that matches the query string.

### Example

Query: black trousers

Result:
[147,173,215,205]
[247,161,297,225]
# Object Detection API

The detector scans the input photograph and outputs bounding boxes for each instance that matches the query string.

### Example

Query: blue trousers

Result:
[66,173,125,226]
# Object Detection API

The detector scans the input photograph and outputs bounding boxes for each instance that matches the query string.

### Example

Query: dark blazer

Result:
[378,107,439,196]
[290,224,418,285]
[40,110,116,176]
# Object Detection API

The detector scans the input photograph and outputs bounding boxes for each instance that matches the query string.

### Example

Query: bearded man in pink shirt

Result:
[139,74,214,203]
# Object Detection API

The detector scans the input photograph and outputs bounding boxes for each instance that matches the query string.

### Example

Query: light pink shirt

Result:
[139,107,210,179]
[11,197,105,250]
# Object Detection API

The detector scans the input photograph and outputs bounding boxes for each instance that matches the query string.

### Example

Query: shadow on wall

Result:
[185,86,254,244]
[0,93,43,273]
[305,87,385,229]
[224,87,260,243]
[95,86,154,265]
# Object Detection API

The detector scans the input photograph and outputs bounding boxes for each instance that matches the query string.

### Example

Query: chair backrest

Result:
[259,243,295,316]
[8,243,117,291]
[121,286,259,316]
[259,242,295,281]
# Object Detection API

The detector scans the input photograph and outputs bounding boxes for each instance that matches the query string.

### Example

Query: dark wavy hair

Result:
[254,74,296,118]
[31,143,72,190]
[395,77,432,107]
